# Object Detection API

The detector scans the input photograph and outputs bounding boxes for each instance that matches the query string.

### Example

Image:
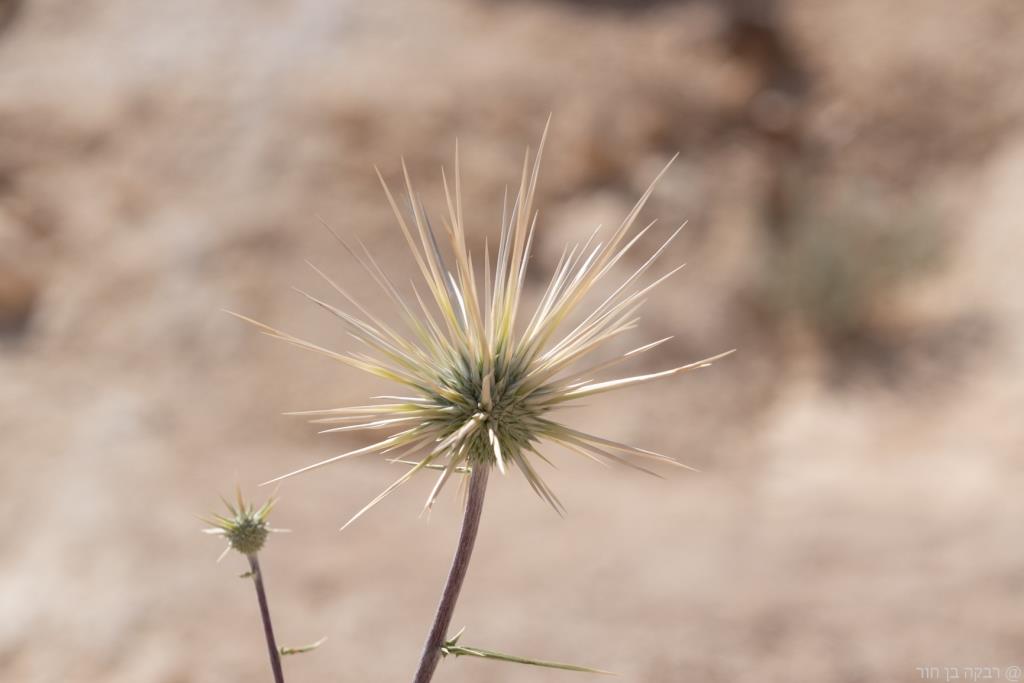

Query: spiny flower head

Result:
[202,488,284,559]
[234,123,732,529]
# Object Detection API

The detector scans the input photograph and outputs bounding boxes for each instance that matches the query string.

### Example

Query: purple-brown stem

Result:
[411,465,490,683]
[248,554,285,683]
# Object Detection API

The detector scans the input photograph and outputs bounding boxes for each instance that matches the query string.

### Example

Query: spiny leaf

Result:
[440,630,613,675]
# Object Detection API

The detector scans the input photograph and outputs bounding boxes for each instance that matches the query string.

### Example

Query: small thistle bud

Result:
[226,513,270,555]
[202,488,284,560]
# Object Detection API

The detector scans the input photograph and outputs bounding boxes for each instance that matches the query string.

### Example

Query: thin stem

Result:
[412,465,490,683]
[249,554,285,683]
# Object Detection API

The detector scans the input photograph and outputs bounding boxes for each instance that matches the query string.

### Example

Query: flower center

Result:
[434,358,542,467]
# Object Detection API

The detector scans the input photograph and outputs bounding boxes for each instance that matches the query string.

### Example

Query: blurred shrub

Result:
[754,183,947,347]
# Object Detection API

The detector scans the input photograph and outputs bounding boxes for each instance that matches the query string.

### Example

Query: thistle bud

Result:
[202,488,284,560]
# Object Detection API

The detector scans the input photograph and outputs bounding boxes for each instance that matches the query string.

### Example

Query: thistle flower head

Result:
[202,488,284,559]
[235,123,732,529]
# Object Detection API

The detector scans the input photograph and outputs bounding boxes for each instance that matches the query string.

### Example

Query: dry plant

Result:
[224,122,731,681]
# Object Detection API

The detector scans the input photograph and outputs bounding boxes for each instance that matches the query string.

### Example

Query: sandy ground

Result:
[2,1,1024,681]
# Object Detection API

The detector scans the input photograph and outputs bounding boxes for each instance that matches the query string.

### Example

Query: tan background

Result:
[2,1,1023,681]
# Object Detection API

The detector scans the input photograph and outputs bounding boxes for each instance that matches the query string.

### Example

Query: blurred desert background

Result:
[2,1,1024,681]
